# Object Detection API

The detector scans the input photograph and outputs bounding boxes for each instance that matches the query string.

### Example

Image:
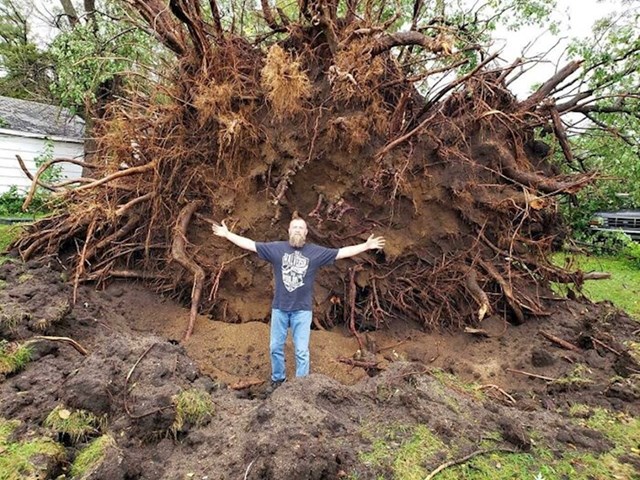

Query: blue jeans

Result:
[270,309,312,382]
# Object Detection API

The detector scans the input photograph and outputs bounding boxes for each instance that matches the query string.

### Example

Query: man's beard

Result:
[289,233,306,248]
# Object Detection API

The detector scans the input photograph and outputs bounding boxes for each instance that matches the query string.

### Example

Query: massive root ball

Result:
[14,2,595,340]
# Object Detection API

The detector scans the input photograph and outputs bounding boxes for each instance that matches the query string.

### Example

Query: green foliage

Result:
[70,434,116,478]
[487,0,558,30]
[0,142,61,218]
[0,340,31,375]
[49,4,159,112]
[33,140,61,184]
[0,417,65,480]
[171,389,214,433]
[0,223,25,251]
[573,230,634,256]
[622,240,640,268]
[559,3,640,235]
[0,0,55,101]
[44,404,103,443]
[0,187,27,217]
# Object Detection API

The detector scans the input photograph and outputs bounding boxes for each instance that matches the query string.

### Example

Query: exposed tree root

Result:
[171,201,205,342]
[10,0,607,337]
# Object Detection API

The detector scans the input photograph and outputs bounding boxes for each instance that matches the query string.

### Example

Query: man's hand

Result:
[212,220,230,238]
[211,220,257,252]
[365,234,385,250]
[336,233,385,260]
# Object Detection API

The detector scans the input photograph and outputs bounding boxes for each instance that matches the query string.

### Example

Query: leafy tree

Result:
[0,0,54,100]
[47,1,161,115]
[558,1,640,233]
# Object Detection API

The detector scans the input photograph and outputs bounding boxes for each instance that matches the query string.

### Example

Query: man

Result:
[212,217,385,389]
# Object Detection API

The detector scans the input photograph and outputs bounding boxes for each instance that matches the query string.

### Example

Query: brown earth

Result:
[1,258,639,479]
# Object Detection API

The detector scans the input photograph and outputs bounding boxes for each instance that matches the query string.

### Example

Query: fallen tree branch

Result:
[506,368,556,382]
[371,31,450,56]
[25,336,89,356]
[539,330,581,352]
[424,447,520,480]
[476,384,516,405]
[591,337,620,356]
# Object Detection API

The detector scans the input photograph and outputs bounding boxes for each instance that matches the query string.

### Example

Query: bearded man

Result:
[212,217,385,389]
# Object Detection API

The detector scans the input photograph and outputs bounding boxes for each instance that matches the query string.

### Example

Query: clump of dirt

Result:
[1,259,639,478]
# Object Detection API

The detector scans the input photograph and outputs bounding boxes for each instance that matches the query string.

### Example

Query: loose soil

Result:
[1,258,639,479]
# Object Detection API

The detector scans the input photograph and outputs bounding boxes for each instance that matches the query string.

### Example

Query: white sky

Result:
[492,0,622,97]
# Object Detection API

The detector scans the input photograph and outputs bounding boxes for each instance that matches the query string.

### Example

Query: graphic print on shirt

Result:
[281,250,309,292]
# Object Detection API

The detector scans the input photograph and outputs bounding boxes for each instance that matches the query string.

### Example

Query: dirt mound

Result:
[1,260,639,478]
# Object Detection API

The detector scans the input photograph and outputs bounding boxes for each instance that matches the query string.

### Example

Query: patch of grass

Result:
[549,364,595,391]
[359,423,446,479]
[552,253,640,319]
[430,408,640,480]
[0,341,32,375]
[568,403,591,418]
[352,407,640,480]
[0,224,24,252]
[580,407,640,450]
[171,388,214,433]
[429,369,485,399]
[44,405,103,443]
[0,417,65,480]
[0,304,29,331]
[17,273,33,283]
[70,434,116,478]
[433,446,635,480]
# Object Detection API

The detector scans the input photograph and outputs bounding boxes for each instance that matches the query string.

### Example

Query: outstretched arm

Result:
[336,234,385,260]
[212,220,257,252]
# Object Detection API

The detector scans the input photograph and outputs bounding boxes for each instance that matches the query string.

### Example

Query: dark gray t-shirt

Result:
[256,241,339,311]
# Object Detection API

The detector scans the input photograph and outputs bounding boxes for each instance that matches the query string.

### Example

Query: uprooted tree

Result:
[13,0,632,341]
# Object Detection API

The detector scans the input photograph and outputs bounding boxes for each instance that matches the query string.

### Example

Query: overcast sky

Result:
[493,0,622,96]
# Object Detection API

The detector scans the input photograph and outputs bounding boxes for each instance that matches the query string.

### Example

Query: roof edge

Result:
[0,127,85,144]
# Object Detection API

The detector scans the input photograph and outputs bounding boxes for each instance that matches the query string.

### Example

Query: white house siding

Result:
[0,130,84,194]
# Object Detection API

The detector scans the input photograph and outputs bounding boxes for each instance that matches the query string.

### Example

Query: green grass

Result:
[70,434,116,478]
[44,404,103,443]
[350,404,640,480]
[171,388,214,433]
[0,224,24,252]
[553,253,640,319]
[0,342,32,375]
[359,424,446,480]
[0,417,65,480]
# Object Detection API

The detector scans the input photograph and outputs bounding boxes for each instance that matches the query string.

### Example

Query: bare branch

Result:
[521,60,583,109]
